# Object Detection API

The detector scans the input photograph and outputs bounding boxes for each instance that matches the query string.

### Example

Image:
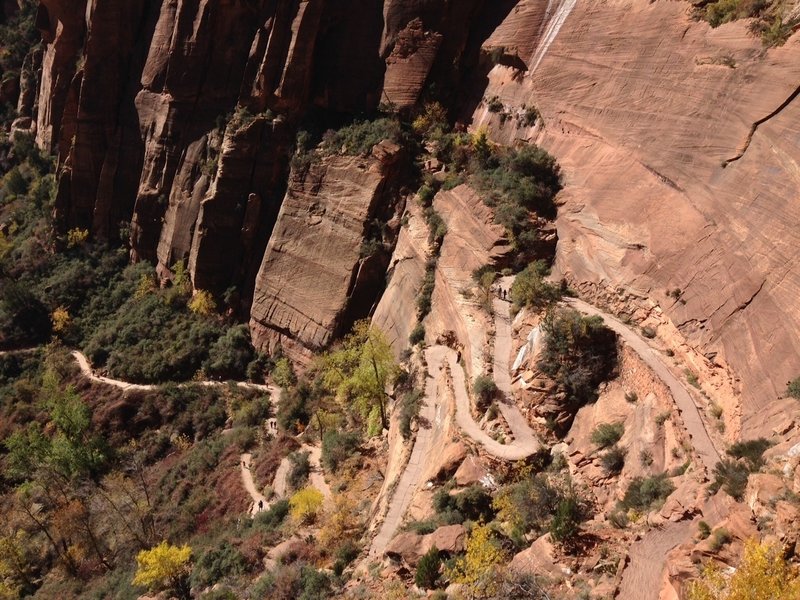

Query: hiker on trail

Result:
[258,500,263,512]
[502,289,507,301]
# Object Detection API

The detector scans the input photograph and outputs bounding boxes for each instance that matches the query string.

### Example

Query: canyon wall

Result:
[17,0,800,432]
[469,0,800,438]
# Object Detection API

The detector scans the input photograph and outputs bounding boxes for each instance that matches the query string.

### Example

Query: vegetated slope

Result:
[472,0,800,438]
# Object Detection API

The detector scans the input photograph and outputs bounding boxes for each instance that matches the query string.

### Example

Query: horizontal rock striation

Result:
[470,0,800,437]
[249,140,405,360]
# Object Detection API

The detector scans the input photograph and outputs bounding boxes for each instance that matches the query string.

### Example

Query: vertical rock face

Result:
[187,115,292,303]
[129,0,271,262]
[34,0,87,152]
[470,0,800,436]
[53,0,155,237]
[249,141,404,361]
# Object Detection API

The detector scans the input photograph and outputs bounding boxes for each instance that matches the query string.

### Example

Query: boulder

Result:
[454,455,489,487]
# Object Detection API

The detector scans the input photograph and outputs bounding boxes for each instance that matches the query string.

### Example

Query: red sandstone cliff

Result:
[10,0,800,438]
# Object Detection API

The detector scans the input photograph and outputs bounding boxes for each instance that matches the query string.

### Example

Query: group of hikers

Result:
[496,286,510,301]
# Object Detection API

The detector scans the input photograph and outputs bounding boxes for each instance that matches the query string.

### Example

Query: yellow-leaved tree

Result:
[446,523,507,597]
[289,486,324,524]
[132,541,192,600]
[688,538,800,600]
[320,320,397,433]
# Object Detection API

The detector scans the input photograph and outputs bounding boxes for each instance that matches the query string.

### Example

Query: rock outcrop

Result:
[249,141,405,360]
[471,0,800,439]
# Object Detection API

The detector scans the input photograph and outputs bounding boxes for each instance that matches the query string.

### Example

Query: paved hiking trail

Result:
[489,297,542,455]
[369,306,543,557]
[368,346,449,557]
[240,453,269,516]
[617,521,693,600]
[564,298,721,472]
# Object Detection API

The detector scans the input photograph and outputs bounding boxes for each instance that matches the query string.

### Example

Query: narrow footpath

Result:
[368,346,448,557]
[564,298,721,472]
[240,453,269,517]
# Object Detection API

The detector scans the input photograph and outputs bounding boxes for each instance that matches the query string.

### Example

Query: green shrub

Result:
[322,118,406,156]
[709,458,750,500]
[705,0,746,27]
[434,484,495,523]
[510,261,561,309]
[415,545,442,589]
[708,528,731,552]
[641,325,657,339]
[321,430,360,473]
[473,375,498,410]
[287,451,311,491]
[254,499,290,532]
[590,422,624,448]
[550,495,584,544]
[601,445,626,474]
[608,510,628,529]
[276,379,318,432]
[698,520,711,540]
[272,357,296,388]
[418,184,435,205]
[727,438,771,471]
[787,376,800,400]
[204,324,255,380]
[298,566,331,600]
[620,473,675,511]
[655,411,671,427]
[640,448,654,467]
[487,96,503,113]
[417,268,435,319]
[625,391,638,403]
[409,322,425,346]
[399,389,423,440]
[191,542,247,588]
[522,106,539,127]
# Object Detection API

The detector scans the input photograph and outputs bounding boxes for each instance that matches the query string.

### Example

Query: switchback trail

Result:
[368,345,449,558]
[564,298,721,472]
[240,453,269,517]
[369,306,543,557]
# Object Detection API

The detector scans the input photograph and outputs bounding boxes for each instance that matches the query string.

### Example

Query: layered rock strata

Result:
[249,140,405,360]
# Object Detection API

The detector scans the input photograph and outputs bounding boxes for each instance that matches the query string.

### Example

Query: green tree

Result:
[321,320,397,431]
[510,261,561,309]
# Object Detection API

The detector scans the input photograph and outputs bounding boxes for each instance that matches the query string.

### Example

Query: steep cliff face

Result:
[470,0,800,437]
[20,0,800,426]
[249,140,405,361]
[33,0,501,315]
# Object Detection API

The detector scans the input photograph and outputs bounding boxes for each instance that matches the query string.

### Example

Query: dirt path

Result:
[368,346,449,558]
[564,298,721,473]
[492,297,541,451]
[274,444,332,502]
[71,350,277,394]
[617,521,692,600]
[240,453,269,516]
